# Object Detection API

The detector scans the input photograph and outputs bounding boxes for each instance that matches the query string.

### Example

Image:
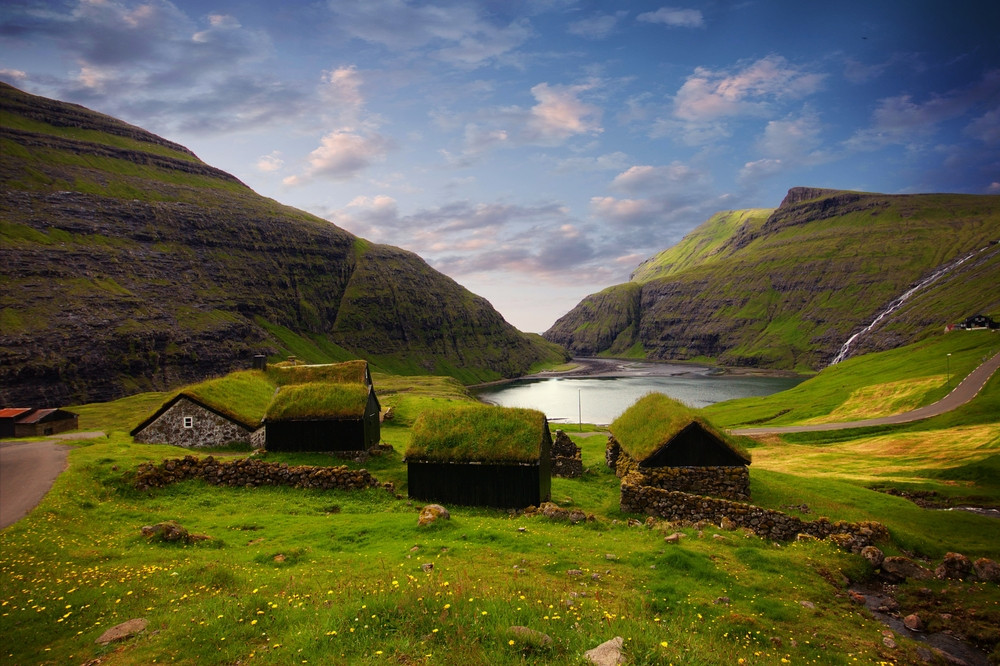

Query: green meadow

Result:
[3,335,1000,665]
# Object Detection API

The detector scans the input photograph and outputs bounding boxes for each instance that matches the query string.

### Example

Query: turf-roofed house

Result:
[131,370,274,448]
[131,360,381,452]
[405,404,552,509]
[607,393,752,501]
[263,360,381,452]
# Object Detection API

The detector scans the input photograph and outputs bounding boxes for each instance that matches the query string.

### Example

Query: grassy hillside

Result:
[546,188,1000,371]
[0,82,566,405]
[4,354,999,664]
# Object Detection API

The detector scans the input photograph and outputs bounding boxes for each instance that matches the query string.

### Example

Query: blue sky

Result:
[2,1,998,332]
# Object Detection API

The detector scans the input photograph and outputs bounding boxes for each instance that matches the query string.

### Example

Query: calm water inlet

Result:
[475,362,803,425]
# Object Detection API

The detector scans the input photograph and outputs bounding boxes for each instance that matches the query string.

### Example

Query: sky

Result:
[2,1,999,333]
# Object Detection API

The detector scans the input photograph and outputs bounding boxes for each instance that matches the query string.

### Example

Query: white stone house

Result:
[130,394,265,448]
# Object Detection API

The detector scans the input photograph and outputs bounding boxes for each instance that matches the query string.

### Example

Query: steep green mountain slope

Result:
[0,83,566,405]
[545,187,1000,370]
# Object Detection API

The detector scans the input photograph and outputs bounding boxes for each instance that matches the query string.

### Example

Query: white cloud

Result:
[674,56,825,122]
[553,151,629,173]
[526,82,603,143]
[286,129,392,183]
[757,110,824,159]
[637,7,704,28]
[966,109,1000,144]
[611,163,709,194]
[256,151,284,172]
[0,68,28,82]
[567,12,626,39]
[321,65,365,115]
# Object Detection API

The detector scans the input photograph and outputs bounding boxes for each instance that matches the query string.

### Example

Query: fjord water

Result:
[475,362,803,425]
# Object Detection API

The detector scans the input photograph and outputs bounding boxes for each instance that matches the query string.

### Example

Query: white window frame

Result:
[183,416,194,428]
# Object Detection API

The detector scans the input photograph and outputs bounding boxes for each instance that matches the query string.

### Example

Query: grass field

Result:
[3,346,1000,665]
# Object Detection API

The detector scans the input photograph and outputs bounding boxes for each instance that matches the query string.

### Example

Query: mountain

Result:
[0,83,566,406]
[545,187,1000,371]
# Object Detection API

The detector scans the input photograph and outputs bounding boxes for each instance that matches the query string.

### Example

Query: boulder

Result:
[934,552,972,580]
[861,545,884,568]
[903,614,924,632]
[95,618,148,645]
[417,504,450,526]
[972,557,1000,583]
[880,556,932,583]
[584,636,625,666]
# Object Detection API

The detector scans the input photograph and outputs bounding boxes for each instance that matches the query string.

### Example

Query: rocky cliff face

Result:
[546,188,1000,371]
[0,83,565,405]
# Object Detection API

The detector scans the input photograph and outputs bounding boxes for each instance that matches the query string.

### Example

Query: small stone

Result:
[882,636,897,649]
[583,636,625,666]
[421,563,434,572]
[417,504,450,527]
[972,557,1000,582]
[799,600,816,609]
[713,596,731,605]
[567,569,584,577]
[508,625,552,647]
[517,527,527,533]
[848,591,866,605]
[861,545,884,568]
[96,618,148,645]
[664,532,685,543]
[604,553,617,561]
[903,614,924,632]
[720,516,737,530]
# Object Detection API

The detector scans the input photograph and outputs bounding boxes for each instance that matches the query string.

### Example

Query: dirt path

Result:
[0,432,105,529]
[731,351,1000,436]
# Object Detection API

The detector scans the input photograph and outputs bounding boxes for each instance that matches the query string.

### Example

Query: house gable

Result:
[131,395,257,447]
[640,422,751,468]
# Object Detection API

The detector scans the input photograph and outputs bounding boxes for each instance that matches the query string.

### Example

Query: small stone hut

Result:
[608,393,751,501]
[405,404,552,509]
[0,407,79,438]
[131,393,265,448]
[551,429,583,478]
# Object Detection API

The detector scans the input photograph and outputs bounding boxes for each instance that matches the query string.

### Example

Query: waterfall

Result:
[829,247,987,365]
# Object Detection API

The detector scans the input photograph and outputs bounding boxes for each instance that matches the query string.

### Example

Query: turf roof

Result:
[406,404,549,463]
[609,392,750,463]
[267,359,370,386]
[178,370,276,428]
[265,382,372,421]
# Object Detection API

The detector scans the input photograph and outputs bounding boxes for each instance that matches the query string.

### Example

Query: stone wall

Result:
[607,436,749,501]
[134,398,257,448]
[620,474,888,547]
[551,430,582,478]
[131,455,391,493]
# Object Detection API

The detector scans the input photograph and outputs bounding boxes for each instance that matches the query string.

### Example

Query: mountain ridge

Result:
[545,187,1000,370]
[0,83,565,405]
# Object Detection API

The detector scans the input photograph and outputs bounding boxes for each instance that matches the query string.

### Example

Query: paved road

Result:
[0,432,105,529]
[731,351,1000,436]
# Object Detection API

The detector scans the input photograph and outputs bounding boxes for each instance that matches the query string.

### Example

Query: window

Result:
[183,416,194,428]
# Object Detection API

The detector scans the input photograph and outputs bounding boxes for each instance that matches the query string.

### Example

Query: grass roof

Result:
[609,392,750,463]
[179,370,276,428]
[267,360,370,386]
[406,404,549,463]
[265,382,372,421]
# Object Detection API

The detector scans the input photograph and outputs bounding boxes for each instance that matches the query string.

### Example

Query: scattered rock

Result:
[799,600,816,609]
[421,563,434,573]
[140,521,209,544]
[567,569,584,577]
[935,552,972,580]
[972,557,1000,582]
[903,614,924,632]
[664,532,685,543]
[604,553,618,561]
[584,636,625,666]
[96,618,148,645]
[848,591,866,605]
[883,636,897,649]
[720,516,737,531]
[713,596,731,605]
[795,533,819,542]
[880,556,933,583]
[508,625,552,648]
[861,545,884,568]
[418,504,450,527]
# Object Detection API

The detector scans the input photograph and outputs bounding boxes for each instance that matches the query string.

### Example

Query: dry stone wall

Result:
[620,474,888,547]
[132,455,390,493]
[551,430,582,478]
